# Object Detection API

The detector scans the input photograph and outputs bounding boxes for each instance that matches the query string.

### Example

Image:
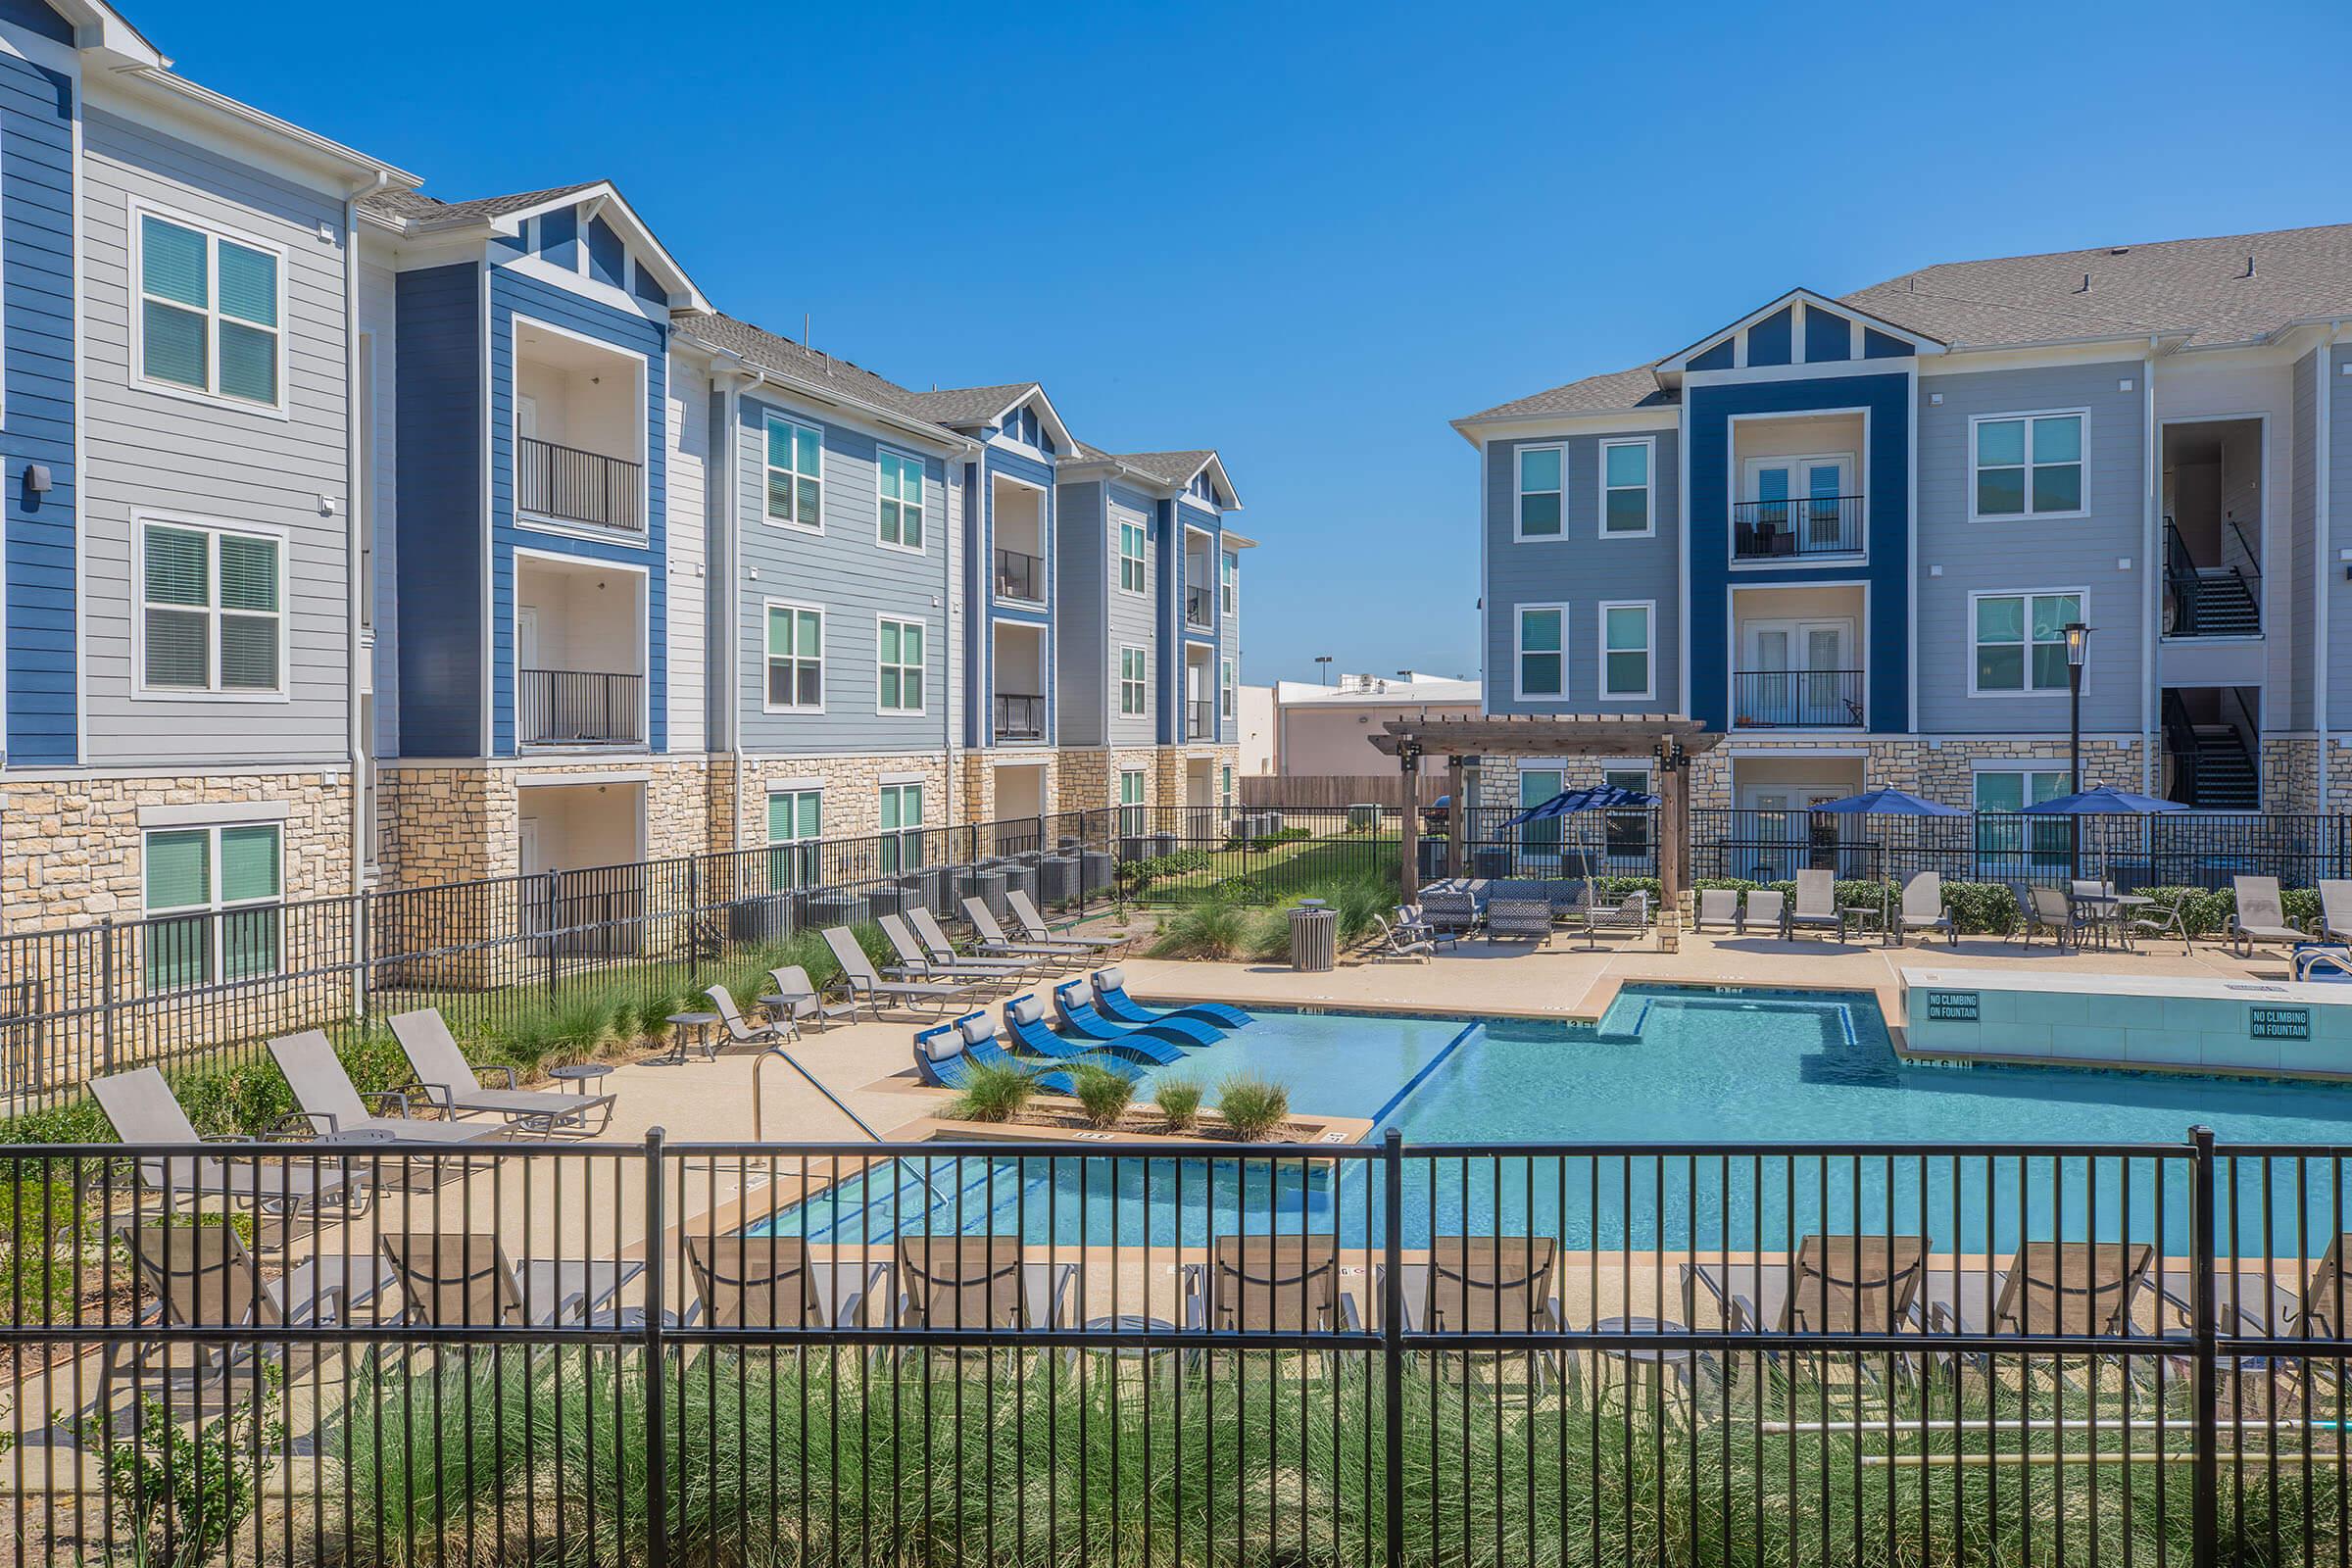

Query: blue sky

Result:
[133,0,2351,689]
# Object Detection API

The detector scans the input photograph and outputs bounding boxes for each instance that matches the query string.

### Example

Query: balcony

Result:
[1731,669,1864,729]
[1186,585,1213,630]
[519,669,644,746]
[519,436,645,535]
[1188,699,1215,740]
[995,547,1044,605]
[514,319,647,537]
[994,692,1046,741]
[1732,496,1863,560]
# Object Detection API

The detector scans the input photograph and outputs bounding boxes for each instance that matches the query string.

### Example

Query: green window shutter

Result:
[141,217,208,308]
[216,242,276,326]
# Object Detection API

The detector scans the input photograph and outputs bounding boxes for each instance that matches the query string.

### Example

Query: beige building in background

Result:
[1270,672,1482,775]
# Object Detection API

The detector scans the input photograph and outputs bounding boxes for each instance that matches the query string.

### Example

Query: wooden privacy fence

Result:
[1238,773,1448,809]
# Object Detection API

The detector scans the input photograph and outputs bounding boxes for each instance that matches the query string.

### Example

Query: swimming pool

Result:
[755,988,2352,1256]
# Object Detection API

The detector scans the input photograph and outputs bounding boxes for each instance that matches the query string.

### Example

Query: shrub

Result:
[1068,1063,1134,1129]
[3,1174,85,1325]
[82,1367,283,1568]
[1150,901,1250,960]
[1216,1075,1291,1142]
[1154,1075,1204,1132]
[945,1062,1035,1124]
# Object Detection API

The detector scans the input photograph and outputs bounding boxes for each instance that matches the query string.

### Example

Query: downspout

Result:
[344,174,392,906]
[2321,323,2344,812]
[2141,340,2158,795]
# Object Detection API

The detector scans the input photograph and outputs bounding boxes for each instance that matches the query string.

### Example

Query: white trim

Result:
[129,511,292,703]
[137,799,290,828]
[1512,602,1567,703]
[988,467,1049,608]
[875,611,928,716]
[1595,600,1656,702]
[507,310,653,550]
[1511,442,1565,542]
[762,774,824,795]
[1967,407,2090,523]
[874,442,928,556]
[760,597,825,714]
[1113,512,1148,597]
[1220,547,1239,617]
[139,818,286,987]
[1595,436,1657,539]
[1965,587,2090,699]
[128,197,291,419]
[514,768,653,788]
[1115,642,1148,718]
[1654,286,1943,373]
[758,407,824,533]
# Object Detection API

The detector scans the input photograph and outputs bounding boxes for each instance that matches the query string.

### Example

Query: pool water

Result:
[756,989,2352,1257]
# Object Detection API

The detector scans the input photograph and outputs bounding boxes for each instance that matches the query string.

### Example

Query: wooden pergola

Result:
[1369,714,1723,906]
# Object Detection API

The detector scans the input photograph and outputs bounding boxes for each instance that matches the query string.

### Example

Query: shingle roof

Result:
[1465,220,2352,422]
[680,312,956,435]
[1098,450,1218,487]
[360,182,604,224]
[900,384,1039,427]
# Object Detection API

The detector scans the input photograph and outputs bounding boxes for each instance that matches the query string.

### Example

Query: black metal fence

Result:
[6,1128,2346,1565]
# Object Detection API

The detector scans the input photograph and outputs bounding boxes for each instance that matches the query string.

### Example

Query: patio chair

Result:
[2322,882,2352,946]
[2004,880,2044,946]
[2230,876,2308,957]
[908,906,1046,978]
[1485,897,1553,945]
[1743,890,1784,936]
[891,1235,1073,1331]
[1185,1234,1361,1335]
[1688,1234,1929,1340]
[1418,887,1484,939]
[1579,887,1650,947]
[267,1030,504,1146]
[2028,885,2095,951]
[820,926,979,1020]
[1924,1240,2154,1350]
[961,898,1093,963]
[90,1066,370,1222]
[968,1003,1144,1081]
[1896,873,1957,947]
[1402,1237,1566,1335]
[1371,911,1436,963]
[1783,869,1840,941]
[1053,976,1220,1049]
[1004,889,1130,956]
[683,1236,885,1329]
[1692,889,1740,934]
[378,1232,642,1328]
[912,1015,1091,1098]
[760,964,857,1034]
[389,1008,615,1135]
[878,912,1029,985]
[1090,964,1250,1030]
[1394,904,1459,952]
[706,984,797,1055]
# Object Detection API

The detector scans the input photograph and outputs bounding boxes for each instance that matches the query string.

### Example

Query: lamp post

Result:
[2064,620,2091,875]
[1314,655,1333,686]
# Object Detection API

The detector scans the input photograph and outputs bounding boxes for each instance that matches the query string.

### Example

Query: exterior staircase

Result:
[2172,568,2259,637]
[2179,723,2260,809]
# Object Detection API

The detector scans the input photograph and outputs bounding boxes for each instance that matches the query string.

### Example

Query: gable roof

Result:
[674,312,967,451]
[1063,444,1242,509]
[362,180,706,311]
[1651,286,1943,374]
[901,382,1077,454]
[361,182,601,224]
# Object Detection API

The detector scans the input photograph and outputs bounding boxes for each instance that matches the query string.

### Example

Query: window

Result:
[1973,413,2084,518]
[763,416,822,529]
[877,616,925,713]
[1221,764,1233,808]
[140,521,282,695]
[1221,551,1239,614]
[1515,605,1565,699]
[143,823,281,990]
[879,783,923,875]
[1118,646,1148,716]
[1515,446,1563,539]
[1598,602,1653,700]
[1972,592,2082,694]
[1117,519,1147,594]
[1601,765,1652,861]
[1973,768,2073,874]
[1600,439,1653,536]
[1118,769,1147,837]
[878,450,924,549]
[764,602,823,710]
[138,213,281,408]
[1518,767,1564,856]
[765,789,821,888]
[1220,659,1236,717]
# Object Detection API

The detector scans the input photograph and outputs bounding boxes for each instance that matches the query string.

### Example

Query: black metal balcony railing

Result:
[518,668,645,746]
[1730,668,1865,728]
[1185,584,1213,628]
[517,434,646,533]
[993,692,1045,741]
[994,547,1044,603]
[1188,699,1215,739]
[1732,494,1864,558]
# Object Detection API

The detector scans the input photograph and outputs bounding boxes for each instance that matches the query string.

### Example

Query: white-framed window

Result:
[763,601,823,711]
[1220,659,1236,717]
[879,782,924,874]
[1599,437,1655,537]
[138,519,284,697]
[143,822,282,990]
[1515,445,1563,539]
[877,450,924,550]
[1514,604,1566,700]
[1117,519,1147,594]
[765,789,821,888]
[1599,763,1653,859]
[1970,590,2082,695]
[1221,764,1233,808]
[877,615,925,713]
[1971,411,2085,519]
[1597,601,1654,700]
[1118,768,1147,836]
[1118,645,1148,716]
[135,210,284,411]
[1972,766,2075,871]
[763,415,822,530]
[1221,551,1239,614]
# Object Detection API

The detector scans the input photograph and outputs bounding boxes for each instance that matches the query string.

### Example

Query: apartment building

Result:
[1458,222,2352,840]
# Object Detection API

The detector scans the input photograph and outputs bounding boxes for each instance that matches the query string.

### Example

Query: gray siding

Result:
[733,391,951,754]
[2329,344,2352,729]
[2290,350,2318,731]
[78,101,356,765]
[1913,361,2145,735]
[1053,479,1107,747]
[1482,429,1680,714]
[1105,484,1160,748]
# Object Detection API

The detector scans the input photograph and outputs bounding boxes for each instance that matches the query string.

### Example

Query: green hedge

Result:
[1681,877,2325,939]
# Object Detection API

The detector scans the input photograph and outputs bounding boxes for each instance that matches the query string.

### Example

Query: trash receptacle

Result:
[1290,899,1337,972]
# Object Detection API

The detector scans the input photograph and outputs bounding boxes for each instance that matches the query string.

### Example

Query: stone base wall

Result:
[1055,749,1112,811]
[380,758,720,890]
[733,752,951,848]
[0,769,356,933]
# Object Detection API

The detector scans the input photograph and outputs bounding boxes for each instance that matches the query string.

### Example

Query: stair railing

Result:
[2223,687,2262,798]
[2159,688,2200,805]
[2162,519,2203,637]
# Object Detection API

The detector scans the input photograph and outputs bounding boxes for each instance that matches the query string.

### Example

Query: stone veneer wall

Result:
[734,753,951,849]
[379,759,720,890]
[0,770,356,933]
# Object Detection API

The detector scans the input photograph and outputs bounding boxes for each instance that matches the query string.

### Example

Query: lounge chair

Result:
[2322,882,2352,946]
[877,912,1028,985]
[1485,897,1552,944]
[1090,964,1250,1030]
[683,1236,885,1329]
[760,963,857,1034]
[891,1235,1073,1331]
[1924,1240,2154,1344]
[961,898,1092,963]
[1003,991,1175,1067]
[820,926,979,1020]
[1371,911,1436,962]
[1692,889,1740,934]
[1577,886,1649,947]
[1418,887,1484,939]
[1743,890,1784,936]
[389,1008,615,1135]
[1393,904,1458,952]
[1401,1236,1566,1335]
[1004,889,1130,956]
[912,1016,1085,1098]
[966,1003,1143,1082]
[2230,876,2307,957]
[90,1066,369,1221]
[1185,1234,1361,1334]
[1687,1234,1928,1340]
[1783,869,1840,941]
[706,983,797,1055]
[1896,872,1957,947]
[267,1031,503,1146]
[1053,977,1220,1049]
[378,1232,642,1328]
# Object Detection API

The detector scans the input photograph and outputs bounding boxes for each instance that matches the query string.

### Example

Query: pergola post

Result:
[1397,743,1422,901]
[1657,740,1686,923]
[1446,755,1467,881]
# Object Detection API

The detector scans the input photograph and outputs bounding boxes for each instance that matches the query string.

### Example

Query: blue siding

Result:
[0,0,69,43]
[486,267,667,758]
[1177,497,1223,742]
[539,207,577,269]
[1863,327,1912,360]
[1688,339,1734,373]
[982,443,1055,747]
[1747,307,1793,368]
[1804,309,1852,364]
[393,264,485,757]
[0,39,75,763]
[1686,372,1911,732]
[587,217,626,292]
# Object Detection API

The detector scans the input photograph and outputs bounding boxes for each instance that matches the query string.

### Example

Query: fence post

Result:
[2188,1123,2218,1568]
[544,869,562,1005]
[1381,1127,1404,1568]
[643,1125,669,1568]
[357,887,372,1033]
[687,857,704,986]
[98,916,117,1073]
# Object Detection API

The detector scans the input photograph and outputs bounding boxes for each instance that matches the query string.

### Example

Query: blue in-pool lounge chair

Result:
[914,1013,1128,1097]
[1053,978,1220,1049]
[967,1003,1144,1081]
[1004,992,1177,1066]
[1090,965,1250,1032]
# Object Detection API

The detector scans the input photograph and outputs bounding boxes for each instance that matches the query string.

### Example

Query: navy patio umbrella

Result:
[2018,784,2188,815]
[1500,784,1658,828]
[1805,785,1968,817]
